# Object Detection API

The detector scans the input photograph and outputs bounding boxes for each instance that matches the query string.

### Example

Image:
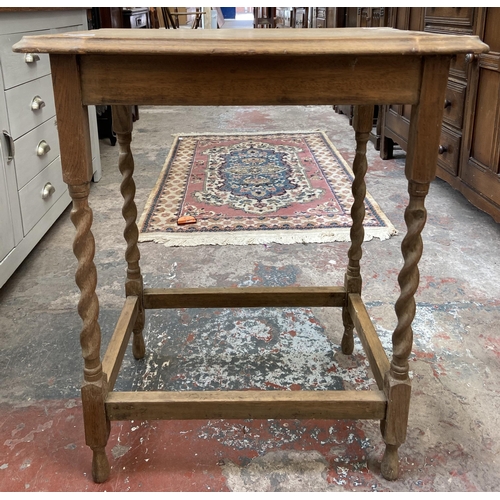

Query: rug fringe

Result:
[139,226,397,247]
[173,130,325,137]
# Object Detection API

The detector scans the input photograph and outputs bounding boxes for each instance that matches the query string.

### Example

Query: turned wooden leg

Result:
[379,56,450,480]
[380,180,429,480]
[342,105,374,355]
[112,105,145,359]
[69,183,110,483]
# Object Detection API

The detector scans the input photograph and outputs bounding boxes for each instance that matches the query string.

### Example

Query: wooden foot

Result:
[379,372,410,482]
[92,446,111,483]
[132,315,146,359]
[381,443,399,480]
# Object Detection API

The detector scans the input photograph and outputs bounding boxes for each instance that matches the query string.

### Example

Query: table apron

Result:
[78,53,425,107]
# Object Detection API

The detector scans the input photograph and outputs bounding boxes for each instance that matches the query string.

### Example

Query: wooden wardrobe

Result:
[381,7,500,223]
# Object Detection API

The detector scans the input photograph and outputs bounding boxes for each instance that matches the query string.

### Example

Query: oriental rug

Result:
[138,131,396,247]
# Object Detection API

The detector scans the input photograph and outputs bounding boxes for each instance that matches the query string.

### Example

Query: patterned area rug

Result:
[138,131,396,246]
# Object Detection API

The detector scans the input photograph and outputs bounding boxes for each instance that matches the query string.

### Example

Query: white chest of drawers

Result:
[0,8,101,288]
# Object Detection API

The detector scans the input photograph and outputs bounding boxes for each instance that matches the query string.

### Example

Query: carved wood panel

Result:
[460,8,500,220]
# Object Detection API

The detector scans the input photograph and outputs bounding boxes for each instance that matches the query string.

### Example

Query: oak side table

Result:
[13,28,488,483]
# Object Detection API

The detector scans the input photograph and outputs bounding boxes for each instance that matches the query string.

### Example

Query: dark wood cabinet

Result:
[357,7,388,28]
[381,7,500,222]
[380,8,425,156]
[459,8,500,220]
[311,7,335,28]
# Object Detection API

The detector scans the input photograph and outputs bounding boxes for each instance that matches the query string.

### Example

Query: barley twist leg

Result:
[69,183,110,483]
[381,180,429,480]
[113,106,145,359]
[342,105,373,354]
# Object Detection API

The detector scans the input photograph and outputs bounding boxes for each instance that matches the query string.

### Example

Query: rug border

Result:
[138,131,397,247]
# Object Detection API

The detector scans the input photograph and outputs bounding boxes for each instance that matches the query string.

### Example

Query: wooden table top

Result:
[13,27,489,57]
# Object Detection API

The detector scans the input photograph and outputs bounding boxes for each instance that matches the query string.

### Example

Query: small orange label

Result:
[177,215,197,225]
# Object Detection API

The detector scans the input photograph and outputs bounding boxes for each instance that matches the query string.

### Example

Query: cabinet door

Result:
[460,8,500,220]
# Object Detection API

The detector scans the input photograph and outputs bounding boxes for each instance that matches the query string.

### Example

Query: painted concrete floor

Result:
[0,105,499,492]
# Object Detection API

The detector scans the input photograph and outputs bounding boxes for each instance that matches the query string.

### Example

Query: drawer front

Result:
[0,31,51,90]
[425,7,474,21]
[437,127,461,176]
[5,75,55,140]
[449,53,468,81]
[19,157,66,236]
[424,7,474,34]
[0,10,86,35]
[442,81,466,130]
[14,117,60,189]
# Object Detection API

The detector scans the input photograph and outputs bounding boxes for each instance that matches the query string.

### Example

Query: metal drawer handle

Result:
[24,53,40,64]
[465,53,478,64]
[31,96,45,111]
[36,140,51,157]
[2,129,15,163]
[41,182,55,200]
[438,145,448,155]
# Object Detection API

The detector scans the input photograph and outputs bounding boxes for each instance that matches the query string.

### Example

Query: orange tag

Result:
[177,215,197,225]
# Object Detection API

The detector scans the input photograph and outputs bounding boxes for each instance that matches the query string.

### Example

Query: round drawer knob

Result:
[36,140,51,157]
[41,182,55,200]
[31,96,45,111]
[444,99,452,109]
[465,53,479,64]
[24,53,40,64]
[438,145,448,155]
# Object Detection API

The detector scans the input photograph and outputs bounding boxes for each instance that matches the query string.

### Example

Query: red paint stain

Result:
[265,381,288,390]
[420,276,458,289]
[290,384,301,391]
[479,334,500,359]
[0,398,481,492]
[448,470,478,491]
[435,333,451,340]
[413,351,435,360]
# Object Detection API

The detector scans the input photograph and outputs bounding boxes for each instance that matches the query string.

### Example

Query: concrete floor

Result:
[0,104,499,492]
